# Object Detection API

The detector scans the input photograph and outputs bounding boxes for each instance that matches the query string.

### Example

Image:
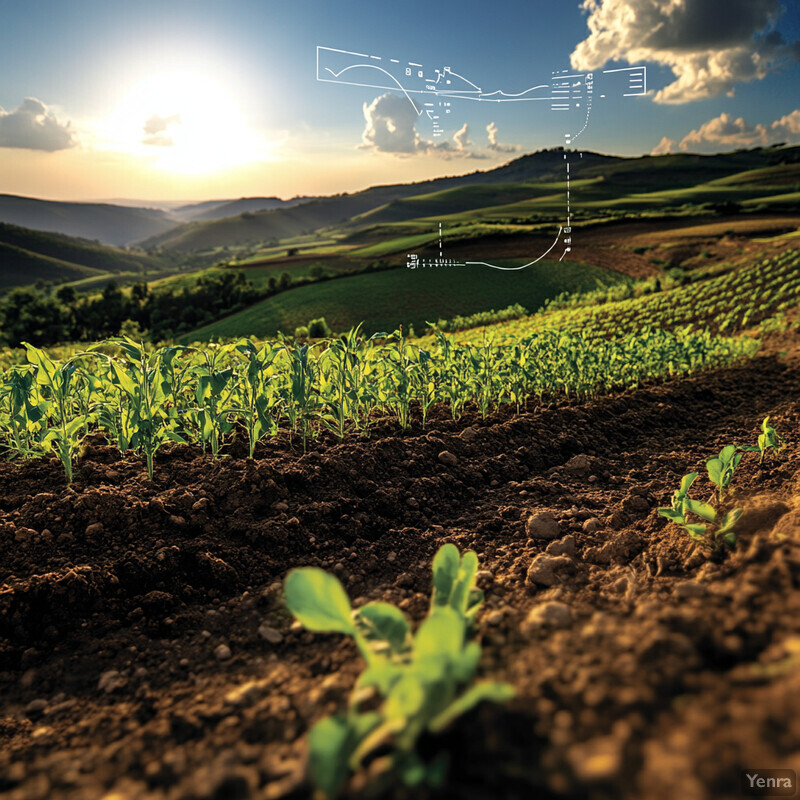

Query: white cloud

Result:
[361,93,435,154]
[360,93,486,159]
[680,113,768,150]
[655,108,800,153]
[486,121,520,153]
[0,97,74,151]
[571,0,800,104]
[651,136,677,155]
[453,123,471,151]
[142,113,181,147]
[771,109,800,141]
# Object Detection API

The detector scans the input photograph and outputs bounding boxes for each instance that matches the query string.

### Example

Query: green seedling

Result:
[284,544,513,798]
[189,345,239,458]
[0,367,46,459]
[706,444,742,500]
[658,472,741,550]
[89,338,189,480]
[657,471,698,523]
[740,416,786,464]
[281,341,322,452]
[23,344,90,483]
[232,339,280,458]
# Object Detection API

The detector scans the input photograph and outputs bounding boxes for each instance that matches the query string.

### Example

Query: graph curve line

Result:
[324,64,422,115]
[466,227,563,271]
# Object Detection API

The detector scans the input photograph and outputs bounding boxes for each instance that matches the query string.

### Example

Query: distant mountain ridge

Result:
[140,149,619,253]
[177,196,320,223]
[0,222,165,290]
[0,194,176,247]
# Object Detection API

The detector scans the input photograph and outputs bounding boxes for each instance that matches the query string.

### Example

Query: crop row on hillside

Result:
[448,248,800,345]
[0,327,757,481]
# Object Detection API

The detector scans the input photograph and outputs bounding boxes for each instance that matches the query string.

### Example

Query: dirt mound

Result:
[2,343,800,799]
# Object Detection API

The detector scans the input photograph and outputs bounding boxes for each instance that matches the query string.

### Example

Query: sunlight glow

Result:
[104,69,271,174]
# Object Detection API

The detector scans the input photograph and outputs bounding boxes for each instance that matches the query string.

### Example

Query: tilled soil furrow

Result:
[2,346,800,800]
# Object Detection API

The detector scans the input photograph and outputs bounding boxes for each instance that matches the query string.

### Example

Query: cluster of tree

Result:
[0,271,262,347]
[0,258,402,348]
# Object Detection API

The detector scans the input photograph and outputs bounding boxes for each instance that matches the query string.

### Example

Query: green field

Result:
[180,259,630,341]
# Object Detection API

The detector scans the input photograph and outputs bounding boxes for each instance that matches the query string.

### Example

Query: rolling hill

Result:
[0,223,167,291]
[140,149,619,253]
[179,258,629,342]
[139,146,800,255]
[0,194,177,246]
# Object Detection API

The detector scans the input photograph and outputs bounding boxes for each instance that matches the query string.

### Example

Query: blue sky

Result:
[0,0,798,200]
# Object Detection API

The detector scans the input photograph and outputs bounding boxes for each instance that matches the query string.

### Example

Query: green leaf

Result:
[284,568,355,635]
[356,602,410,655]
[385,674,426,721]
[110,361,136,395]
[685,498,717,524]
[357,661,404,696]
[451,550,479,617]
[679,472,698,493]
[308,713,380,799]
[431,543,460,608]
[658,507,686,524]
[415,606,463,666]
[451,640,481,684]
[706,458,723,486]
[429,682,515,733]
[722,531,737,548]
[718,507,743,534]
[683,523,707,541]
[719,444,737,463]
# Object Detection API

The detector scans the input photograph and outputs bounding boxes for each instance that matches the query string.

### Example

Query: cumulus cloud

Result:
[0,97,74,151]
[680,113,768,150]
[142,113,181,147]
[486,121,520,153]
[361,93,433,154]
[653,108,800,154]
[651,136,677,155]
[571,0,800,104]
[360,93,485,158]
[453,123,471,151]
[771,109,800,141]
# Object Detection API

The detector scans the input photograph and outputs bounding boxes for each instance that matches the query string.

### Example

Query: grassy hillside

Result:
[180,259,629,342]
[141,150,619,254]
[0,243,103,290]
[0,222,168,290]
[0,194,176,246]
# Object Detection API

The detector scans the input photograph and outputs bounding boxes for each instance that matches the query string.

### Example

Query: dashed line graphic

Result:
[317,46,646,271]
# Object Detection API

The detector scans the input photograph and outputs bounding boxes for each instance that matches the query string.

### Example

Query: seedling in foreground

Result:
[284,544,514,798]
[740,416,786,464]
[658,472,741,550]
[706,444,742,500]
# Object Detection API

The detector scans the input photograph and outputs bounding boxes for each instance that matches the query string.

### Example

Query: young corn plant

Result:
[0,367,46,459]
[23,344,90,483]
[189,345,239,458]
[658,472,741,550]
[284,544,513,799]
[318,326,376,440]
[282,341,322,452]
[89,338,188,480]
[232,339,281,458]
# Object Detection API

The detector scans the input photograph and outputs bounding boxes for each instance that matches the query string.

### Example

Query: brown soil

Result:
[2,333,800,800]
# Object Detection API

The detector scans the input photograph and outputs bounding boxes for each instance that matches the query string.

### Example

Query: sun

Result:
[107,69,268,174]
